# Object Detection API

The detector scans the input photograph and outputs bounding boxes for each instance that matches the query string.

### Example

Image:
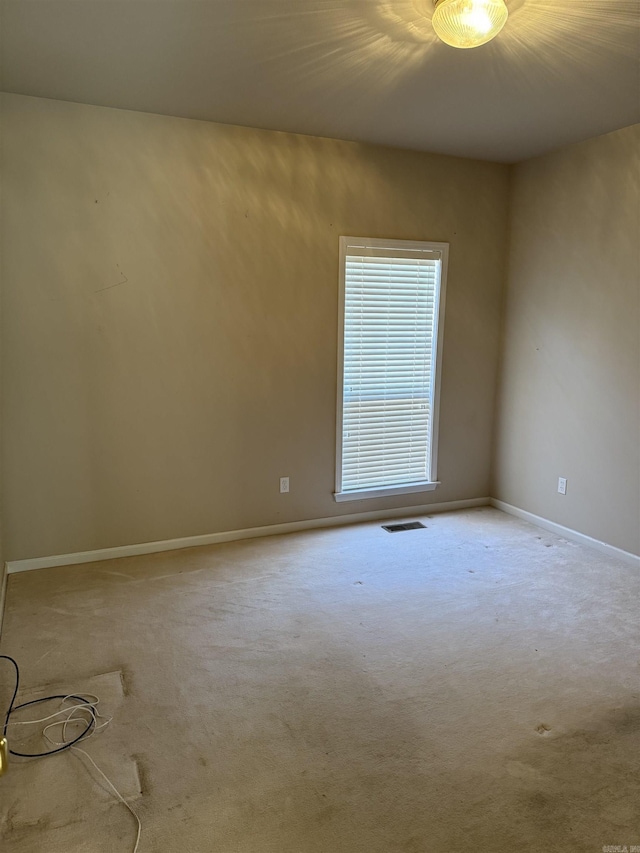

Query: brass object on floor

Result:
[0,737,8,776]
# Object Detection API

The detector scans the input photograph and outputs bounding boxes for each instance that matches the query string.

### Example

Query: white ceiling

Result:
[1,0,638,162]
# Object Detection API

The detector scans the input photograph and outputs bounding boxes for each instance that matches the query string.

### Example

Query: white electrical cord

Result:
[69,746,142,853]
[7,694,141,853]
[7,693,110,734]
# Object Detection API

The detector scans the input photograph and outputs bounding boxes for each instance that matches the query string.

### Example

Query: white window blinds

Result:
[336,238,448,499]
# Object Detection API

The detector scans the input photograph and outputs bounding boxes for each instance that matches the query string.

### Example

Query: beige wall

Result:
[1,94,509,561]
[493,125,640,555]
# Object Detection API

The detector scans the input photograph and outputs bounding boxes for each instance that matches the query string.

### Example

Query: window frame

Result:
[334,236,449,502]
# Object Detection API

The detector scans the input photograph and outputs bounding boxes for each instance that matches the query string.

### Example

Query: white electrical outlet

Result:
[558,477,567,495]
[279,477,290,494]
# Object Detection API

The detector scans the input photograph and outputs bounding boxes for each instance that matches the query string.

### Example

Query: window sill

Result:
[333,482,440,502]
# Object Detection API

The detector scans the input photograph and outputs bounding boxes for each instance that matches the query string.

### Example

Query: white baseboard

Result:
[0,562,8,638]
[6,497,490,574]
[490,498,640,568]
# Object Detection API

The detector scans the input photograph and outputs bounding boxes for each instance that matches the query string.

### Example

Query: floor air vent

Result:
[382,521,426,533]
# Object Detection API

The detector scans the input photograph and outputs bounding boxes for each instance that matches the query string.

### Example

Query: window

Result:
[334,237,449,502]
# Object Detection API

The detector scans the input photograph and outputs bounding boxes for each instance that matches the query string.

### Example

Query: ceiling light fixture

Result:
[432,0,508,48]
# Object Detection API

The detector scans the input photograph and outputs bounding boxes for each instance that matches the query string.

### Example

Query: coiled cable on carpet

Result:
[0,654,141,852]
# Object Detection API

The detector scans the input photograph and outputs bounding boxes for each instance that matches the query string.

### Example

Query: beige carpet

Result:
[0,507,638,852]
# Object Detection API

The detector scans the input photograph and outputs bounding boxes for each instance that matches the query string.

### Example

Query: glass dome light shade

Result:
[432,0,508,48]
